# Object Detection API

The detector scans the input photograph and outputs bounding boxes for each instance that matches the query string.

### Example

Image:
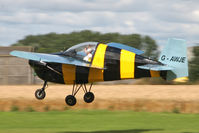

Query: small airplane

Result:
[10,38,188,106]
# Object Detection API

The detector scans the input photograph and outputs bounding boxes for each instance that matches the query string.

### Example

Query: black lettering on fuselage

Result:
[161,55,166,61]
[170,56,186,63]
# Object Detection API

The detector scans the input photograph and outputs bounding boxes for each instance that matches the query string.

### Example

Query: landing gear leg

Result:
[83,83,95,103]
[65,83,95,106]
[65,84,82,106]
[35,81,47,100]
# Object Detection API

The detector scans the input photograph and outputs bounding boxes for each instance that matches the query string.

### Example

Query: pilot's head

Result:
[85,45,93,54]
[86,47,92,53]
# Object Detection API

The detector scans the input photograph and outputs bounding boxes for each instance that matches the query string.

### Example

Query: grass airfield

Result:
[1,85,199,133]
[1,85,199,113]
[0,110,199,133]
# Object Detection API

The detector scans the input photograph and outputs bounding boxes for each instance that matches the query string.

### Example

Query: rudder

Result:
[158,38,188,80]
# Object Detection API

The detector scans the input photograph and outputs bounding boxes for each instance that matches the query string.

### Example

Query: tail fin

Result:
[159,38,188,80]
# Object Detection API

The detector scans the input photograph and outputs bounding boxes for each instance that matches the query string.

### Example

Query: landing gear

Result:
[65,95,76,106]
[83,83,94,103]
[84,92,95,103]
[35,89,46,100]
[35,81,47,100]
[34,81,94,106]
[65,83,94,106]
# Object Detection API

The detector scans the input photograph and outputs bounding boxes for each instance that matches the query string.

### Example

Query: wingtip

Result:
[9,50,16,56]
[9,50,20,56]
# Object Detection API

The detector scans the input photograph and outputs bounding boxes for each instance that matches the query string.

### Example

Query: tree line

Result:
[189,46,199,82]
[12,30,158,58]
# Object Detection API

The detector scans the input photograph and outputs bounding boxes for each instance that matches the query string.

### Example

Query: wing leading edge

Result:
[10,50,104,69]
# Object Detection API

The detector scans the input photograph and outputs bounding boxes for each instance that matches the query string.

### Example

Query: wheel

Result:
[35,89,46,100]
[84,92,95,103]
[65,95,77,106]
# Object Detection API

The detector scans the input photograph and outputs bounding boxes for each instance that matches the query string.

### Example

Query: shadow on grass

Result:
[58,129,163,133]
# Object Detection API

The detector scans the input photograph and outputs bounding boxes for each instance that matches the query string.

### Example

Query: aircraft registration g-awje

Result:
[10,38,188,106]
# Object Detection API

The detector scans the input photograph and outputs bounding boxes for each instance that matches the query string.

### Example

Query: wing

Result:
[10,50,104,69]
[138,64,174,71]
[107,42,144,55]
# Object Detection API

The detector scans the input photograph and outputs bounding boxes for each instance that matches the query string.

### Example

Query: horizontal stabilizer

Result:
[10,50,104,69]
[107,42,144,55]
[138,64,174,71]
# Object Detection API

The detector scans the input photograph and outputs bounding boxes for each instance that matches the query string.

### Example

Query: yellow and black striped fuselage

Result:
[30,43,165,84]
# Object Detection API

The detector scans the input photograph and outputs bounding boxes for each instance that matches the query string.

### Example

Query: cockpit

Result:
[64,42,98,62]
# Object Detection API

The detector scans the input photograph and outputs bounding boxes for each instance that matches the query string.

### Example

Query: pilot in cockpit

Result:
[83,45,93,62]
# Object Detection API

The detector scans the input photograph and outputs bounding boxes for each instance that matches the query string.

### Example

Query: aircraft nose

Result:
[29,60,36,67]
[29,60,46,67]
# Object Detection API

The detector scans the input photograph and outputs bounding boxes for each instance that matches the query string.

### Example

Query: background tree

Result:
[189,46,199,82]
[142,36,159,59]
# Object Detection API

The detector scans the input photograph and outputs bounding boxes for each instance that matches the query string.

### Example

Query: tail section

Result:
[159,38,188,80]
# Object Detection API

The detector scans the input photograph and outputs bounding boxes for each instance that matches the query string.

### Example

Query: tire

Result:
[35,89,46,100]
[65,95,77,106]
[84,92,95,103]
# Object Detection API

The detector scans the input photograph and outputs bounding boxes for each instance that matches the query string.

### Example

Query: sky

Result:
[0,0,199,47]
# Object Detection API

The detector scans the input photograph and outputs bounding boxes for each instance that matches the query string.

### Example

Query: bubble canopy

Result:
[64,42,98,62]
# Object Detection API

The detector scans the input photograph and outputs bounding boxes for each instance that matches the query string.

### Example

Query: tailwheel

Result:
[84,92,95,103]
[35,81,47,100]
[65,95,77,106]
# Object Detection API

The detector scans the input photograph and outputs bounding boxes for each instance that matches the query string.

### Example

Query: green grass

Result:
[0,110,199,133]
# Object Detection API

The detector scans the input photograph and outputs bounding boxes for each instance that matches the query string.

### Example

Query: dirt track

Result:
[1,85,199,113]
